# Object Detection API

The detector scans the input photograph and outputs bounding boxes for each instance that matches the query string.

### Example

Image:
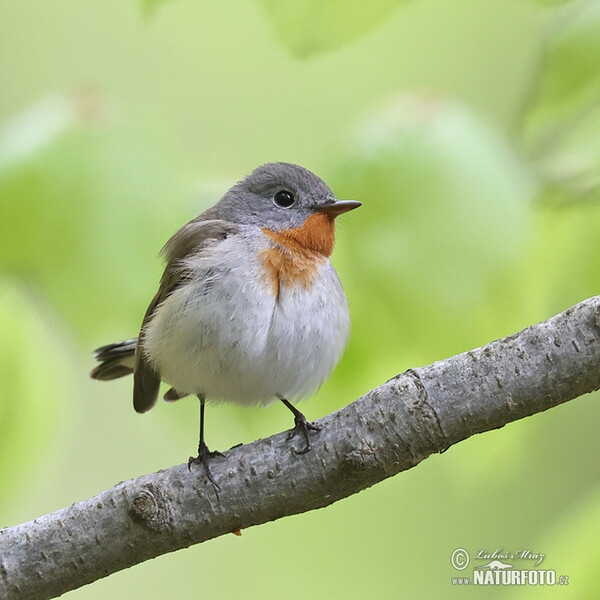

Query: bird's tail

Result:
[90,338,138,380]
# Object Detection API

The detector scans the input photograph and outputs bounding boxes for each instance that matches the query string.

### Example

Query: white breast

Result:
[142,231,350,406]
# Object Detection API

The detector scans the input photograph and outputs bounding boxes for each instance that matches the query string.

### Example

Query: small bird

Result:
[91,162,360,486]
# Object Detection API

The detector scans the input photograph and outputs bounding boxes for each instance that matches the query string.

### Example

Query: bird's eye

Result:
[274,190,295,208]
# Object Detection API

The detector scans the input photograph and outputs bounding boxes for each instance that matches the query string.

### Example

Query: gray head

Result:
[213,162,360,231]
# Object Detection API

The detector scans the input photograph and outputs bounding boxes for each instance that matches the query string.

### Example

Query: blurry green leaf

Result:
[523,1,600,148]
[0,279,68,504]
[0,92,187,343]
[0,94,75,171]
[520,2,600,238]
[257,0,405,58]
[327,93,534,371]
[535,104,600,206]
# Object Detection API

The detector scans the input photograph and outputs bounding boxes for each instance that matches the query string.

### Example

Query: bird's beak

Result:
[317,199,362,216]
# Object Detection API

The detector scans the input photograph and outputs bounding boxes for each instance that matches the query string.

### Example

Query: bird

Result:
[90,162,361,487]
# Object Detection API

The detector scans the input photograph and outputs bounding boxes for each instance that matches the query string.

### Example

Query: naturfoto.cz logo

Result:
[450,548,569,587]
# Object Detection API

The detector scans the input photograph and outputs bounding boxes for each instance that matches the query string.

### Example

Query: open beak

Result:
[317,199,362,216]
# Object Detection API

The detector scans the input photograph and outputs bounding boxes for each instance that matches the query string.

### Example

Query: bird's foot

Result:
[287,413,323,454]
[188,441,226,489]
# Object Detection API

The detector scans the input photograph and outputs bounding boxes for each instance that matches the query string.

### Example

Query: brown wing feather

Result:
[133,292,163,412]
[132,219,239,413]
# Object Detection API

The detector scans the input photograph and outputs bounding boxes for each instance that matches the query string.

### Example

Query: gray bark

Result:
[2,296,600,600]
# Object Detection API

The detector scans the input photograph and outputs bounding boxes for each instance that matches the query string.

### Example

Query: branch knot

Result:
[128,484,174,533]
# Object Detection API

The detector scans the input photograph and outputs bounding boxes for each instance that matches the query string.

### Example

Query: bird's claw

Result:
[188,441,226,489]
[288,415,323,454]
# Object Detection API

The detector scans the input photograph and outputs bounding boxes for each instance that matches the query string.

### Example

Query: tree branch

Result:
[2,296,600,600]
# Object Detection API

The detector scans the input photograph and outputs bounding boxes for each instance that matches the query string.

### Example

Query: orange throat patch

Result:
[260,213,335,298]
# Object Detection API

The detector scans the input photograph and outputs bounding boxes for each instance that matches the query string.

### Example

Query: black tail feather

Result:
[91,338,137,381]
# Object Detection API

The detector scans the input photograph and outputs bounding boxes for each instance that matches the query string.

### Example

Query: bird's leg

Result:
[278,395,322,454]
[188,395,225,489]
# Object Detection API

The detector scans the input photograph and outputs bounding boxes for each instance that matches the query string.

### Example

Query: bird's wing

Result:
[133,218,241,413]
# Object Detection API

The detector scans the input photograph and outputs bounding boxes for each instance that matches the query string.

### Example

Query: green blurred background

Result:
[1,0,600,597]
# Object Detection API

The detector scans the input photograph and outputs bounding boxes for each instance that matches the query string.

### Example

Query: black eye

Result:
[274,190,295,208]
